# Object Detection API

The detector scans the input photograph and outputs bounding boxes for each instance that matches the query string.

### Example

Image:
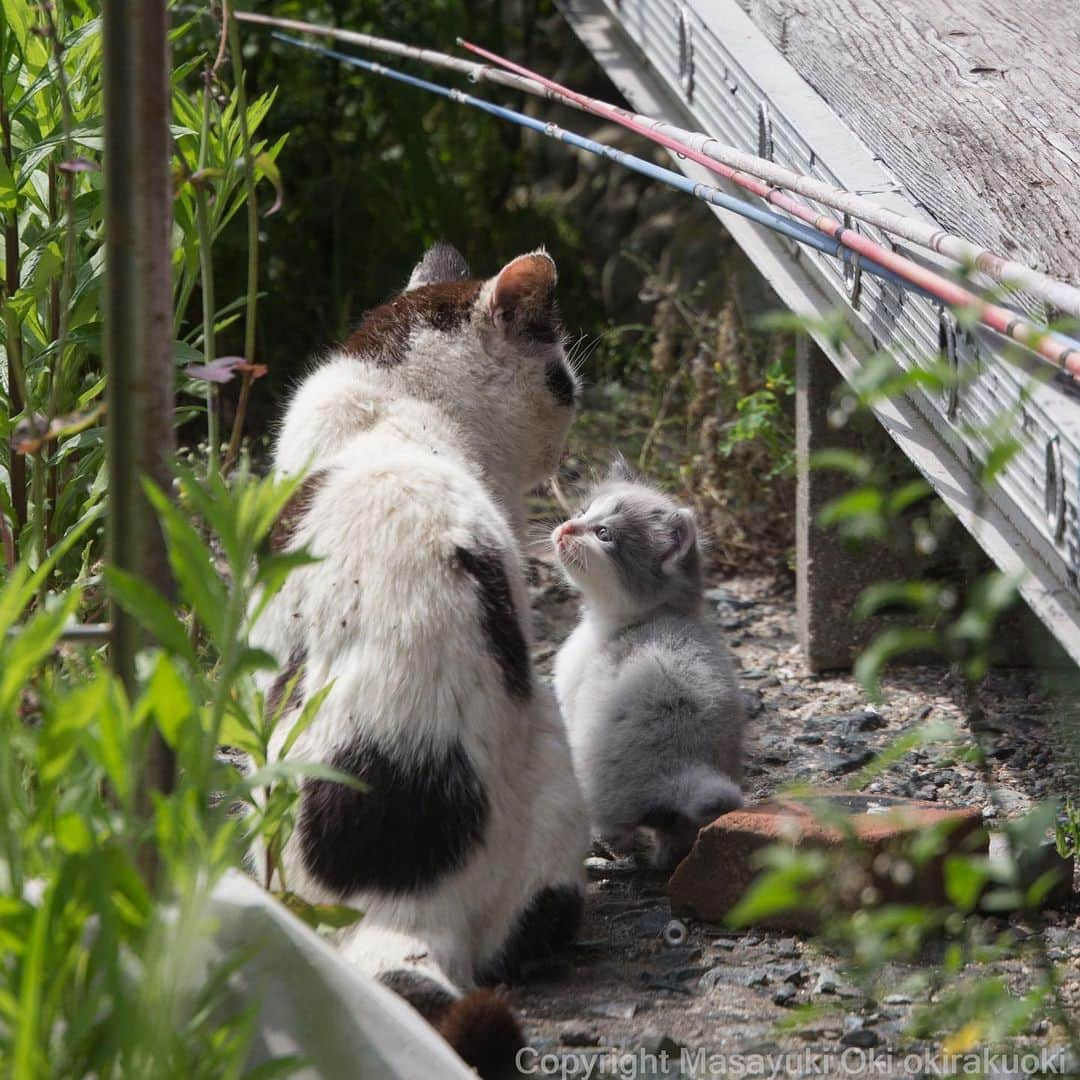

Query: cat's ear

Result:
[491,250,559,336]
[662,508,697,573]
[607,454,637,484]
[406,242,471,290]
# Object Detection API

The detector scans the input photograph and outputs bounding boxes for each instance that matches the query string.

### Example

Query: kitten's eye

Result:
[595,525,612,542]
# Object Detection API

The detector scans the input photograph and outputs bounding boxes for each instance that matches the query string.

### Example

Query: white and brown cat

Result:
[253,244,588,1076]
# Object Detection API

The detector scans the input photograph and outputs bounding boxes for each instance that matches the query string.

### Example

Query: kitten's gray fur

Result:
[552,462,744,869]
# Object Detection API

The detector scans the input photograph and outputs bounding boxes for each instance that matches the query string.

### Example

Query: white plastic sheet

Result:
[209,870,475,1079]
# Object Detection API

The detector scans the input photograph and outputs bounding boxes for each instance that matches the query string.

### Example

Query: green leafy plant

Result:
[0,465,357,1076]
[0,3,282,599]
[723,314,1078,1061]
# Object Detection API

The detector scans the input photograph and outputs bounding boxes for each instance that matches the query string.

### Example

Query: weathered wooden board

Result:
[741,0,1080,302]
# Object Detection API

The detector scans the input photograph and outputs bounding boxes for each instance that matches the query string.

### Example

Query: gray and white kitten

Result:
[552,463,744,869]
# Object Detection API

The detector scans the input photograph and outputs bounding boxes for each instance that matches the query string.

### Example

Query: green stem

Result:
[0,67,27,535]
[195,76,219,476]
[43,10,79,572]
[223,10,259,474]
[30,452,46,599]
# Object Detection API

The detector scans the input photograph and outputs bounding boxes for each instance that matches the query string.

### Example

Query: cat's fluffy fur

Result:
[552,464,743,869]
[252,244,588,1073]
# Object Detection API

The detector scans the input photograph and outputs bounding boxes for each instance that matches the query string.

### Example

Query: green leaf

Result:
[0,504,103,634]
[253,151,283,215]
[0,590,81,713]
[279,680,334,759]
[95,676,134,801]
[54,813,94,855]
[277,892,364,931]
[141,653,196,750]
[854,627,939,703]
[886,479,933,516]
[250,549,320,627]
[819,486,884,526]
[1,0,30,54]
[982,437,1021,484]
[0,153,15,211]
[943,854,986,911]
[854,581,943,622]
[105,567,197,665]
[230,646,280,680]
[239,759,367,796]
[143,479,228,644]
[809,449,872,480]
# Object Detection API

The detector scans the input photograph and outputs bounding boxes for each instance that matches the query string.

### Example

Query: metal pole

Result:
[102,1,176,822]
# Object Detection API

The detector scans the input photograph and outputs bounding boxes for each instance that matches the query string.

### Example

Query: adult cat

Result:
[253,245,588,1075]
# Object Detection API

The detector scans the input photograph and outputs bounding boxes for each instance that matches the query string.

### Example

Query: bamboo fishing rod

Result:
[268,33,926,301]
[235,10,1080,323]
[459,41,1080,379]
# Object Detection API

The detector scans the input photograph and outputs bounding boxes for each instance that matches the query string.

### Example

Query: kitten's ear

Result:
[491,250,558,336]
[607,454,637,484]
[662,508,697,573]
[406,242,471,290]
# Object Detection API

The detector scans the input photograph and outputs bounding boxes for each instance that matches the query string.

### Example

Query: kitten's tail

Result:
[381,969,523,1079]
[688,769,743,824]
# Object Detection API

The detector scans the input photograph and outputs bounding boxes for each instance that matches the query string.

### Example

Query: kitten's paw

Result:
[595,827,637,857]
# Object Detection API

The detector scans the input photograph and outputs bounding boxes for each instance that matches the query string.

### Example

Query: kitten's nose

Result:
[554,521,579,549]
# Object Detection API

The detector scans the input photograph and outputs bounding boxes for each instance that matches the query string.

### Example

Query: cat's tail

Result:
[380,969,523,1079]
[345,927,523,1077]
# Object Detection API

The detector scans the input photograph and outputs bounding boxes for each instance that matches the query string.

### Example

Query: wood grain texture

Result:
[741,0,1080,297]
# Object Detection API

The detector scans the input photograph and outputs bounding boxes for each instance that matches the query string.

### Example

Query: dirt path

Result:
[510,557,1080,1078]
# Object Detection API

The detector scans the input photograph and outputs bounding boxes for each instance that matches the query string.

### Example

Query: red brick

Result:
[667,790,986,930]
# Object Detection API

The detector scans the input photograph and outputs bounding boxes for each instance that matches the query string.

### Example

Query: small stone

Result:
[848,708,887,733]
[585,857,612,875]
[773,984,797,1006]
[883,993,912,1005]
[812,968,859,997]
[588,1001,638,1021]
[823,749,876,775]
[706,588,756,610]
[776,937,799,957]
[741,689,765,717]
[637,910,669,936]
[840,1026,881,1048]
[700,965,770,990]
[776,961,808,985]
[561,1026,600,1047]
[639,1031,683,1057]
[654,946,703,971]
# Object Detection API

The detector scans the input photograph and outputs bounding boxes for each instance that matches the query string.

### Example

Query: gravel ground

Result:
[508,557,1080,1079]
